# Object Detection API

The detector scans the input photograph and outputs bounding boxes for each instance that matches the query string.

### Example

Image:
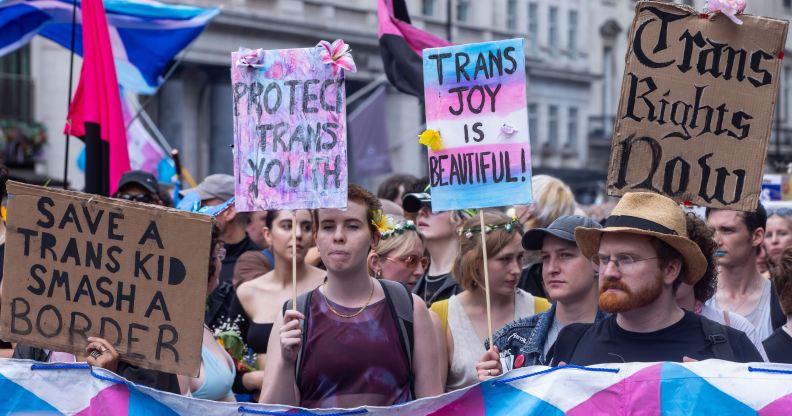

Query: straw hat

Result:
[574,192,707,285]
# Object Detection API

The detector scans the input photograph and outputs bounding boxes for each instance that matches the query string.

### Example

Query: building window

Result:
[0,46,33,122]
[422,0,435,16]
[507,0,517,31]
[568,10,578,58]
[786,0,792,9]
[568,107,579,150]
[457,0,470,22]
[549,6,558,55]
[548,105,559,148]
[527,3,539,50]
[528,103,538,149]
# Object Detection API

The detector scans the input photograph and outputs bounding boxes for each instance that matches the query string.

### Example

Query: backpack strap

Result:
[769,281,786,330]
[699,314,735,361]
[534,296,552,314]
[430,299,450,334]
[378,279,415,398]
[261,249,275,267]
[282,290,313,391]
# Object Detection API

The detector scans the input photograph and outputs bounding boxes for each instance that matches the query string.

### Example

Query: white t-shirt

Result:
[700,303,768,361]
[708,278,774,342]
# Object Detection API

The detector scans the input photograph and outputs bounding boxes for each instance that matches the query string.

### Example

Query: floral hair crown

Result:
[372,210,417,240]
[457,215,519,240]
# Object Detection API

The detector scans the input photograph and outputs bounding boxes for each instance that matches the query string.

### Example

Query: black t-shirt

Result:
[423,273,451,302]
[552,310,762,366]
[763,328,792,364]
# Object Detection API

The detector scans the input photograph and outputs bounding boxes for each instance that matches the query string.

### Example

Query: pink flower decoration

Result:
[236,48,265,68]
[317,39,357,76]
[706,0,747,25]
[501,124,518,136]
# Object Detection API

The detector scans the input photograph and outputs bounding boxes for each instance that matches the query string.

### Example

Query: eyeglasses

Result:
[383,255,429,271]
[591,254,659,272]
[116,193,155,204]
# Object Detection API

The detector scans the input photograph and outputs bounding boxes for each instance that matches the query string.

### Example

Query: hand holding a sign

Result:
[280,310,305,363]
[475,346,502,381]
[84,336,120,373]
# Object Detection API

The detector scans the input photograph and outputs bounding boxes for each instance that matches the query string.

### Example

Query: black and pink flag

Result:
[64,0,130,196]
[377,0,449,98]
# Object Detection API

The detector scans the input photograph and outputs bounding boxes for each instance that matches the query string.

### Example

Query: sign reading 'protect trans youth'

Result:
[422,38,532,211]
[231,46,348,211]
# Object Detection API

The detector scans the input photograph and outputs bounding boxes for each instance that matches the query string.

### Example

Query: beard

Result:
[598,276,663,313]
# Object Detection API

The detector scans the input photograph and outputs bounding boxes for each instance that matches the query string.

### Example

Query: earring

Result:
[376,269,382,277]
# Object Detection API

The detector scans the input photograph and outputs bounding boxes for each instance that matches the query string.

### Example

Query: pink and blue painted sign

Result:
[422,38,532,211]
[230,46,348,211]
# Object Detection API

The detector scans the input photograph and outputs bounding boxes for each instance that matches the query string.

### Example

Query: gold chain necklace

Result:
[322,279,375,318]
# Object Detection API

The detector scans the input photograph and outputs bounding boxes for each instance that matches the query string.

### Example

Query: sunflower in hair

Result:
[372,209,392,234]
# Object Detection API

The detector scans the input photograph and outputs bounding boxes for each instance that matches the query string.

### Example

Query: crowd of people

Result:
[2,168,792,409]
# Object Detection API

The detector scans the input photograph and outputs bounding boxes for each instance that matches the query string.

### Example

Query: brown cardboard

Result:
[608,1,789,211]
[0,182,211,377]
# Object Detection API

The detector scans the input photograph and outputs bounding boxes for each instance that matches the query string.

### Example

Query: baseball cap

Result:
[116,170,159,195]
[522,215,602,251]
[402,192,431,213]
[180,174,234,202]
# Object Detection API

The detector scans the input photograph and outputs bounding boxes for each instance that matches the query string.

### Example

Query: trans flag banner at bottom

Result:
[1,358,791,415]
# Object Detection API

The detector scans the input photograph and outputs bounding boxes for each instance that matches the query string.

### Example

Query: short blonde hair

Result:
[374,221,424,259]
[522,175,575,229]
[453,212,525,292]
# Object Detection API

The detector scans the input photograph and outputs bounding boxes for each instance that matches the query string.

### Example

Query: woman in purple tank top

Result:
[259,185,443,408]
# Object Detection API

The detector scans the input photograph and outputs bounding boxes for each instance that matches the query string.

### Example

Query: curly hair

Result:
[313,184,382,237]
[686,212,718,302]
[771,247,792,316]
[650,212,717,297]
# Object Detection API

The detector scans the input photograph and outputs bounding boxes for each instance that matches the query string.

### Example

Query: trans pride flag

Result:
[2,358,792,415]
[0,0,219,94]
[422,39,532,212]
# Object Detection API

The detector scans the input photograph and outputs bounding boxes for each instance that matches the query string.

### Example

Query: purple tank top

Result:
[299,287,411,409]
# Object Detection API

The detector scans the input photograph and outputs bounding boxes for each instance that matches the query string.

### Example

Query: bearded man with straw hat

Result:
[551,192,763,365]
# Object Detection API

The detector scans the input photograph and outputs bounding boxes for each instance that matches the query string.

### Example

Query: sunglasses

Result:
[768,207,792,216]
[383,255,429,271]
[116,193,155,204]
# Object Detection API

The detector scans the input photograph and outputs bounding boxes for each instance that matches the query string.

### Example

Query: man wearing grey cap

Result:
[184,174,261,327]
[476,215,606,378]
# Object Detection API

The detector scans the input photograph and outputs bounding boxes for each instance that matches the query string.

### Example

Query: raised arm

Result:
[412,295,443,398]
[258,309,303,406]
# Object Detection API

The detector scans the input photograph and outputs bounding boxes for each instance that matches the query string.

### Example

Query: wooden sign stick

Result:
[479,209,494,348]
[291,210,298,310]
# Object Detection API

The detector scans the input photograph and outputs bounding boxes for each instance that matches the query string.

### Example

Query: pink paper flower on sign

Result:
[706,0,747,25]
[236,48,265,68]
[317,39,357,75]
[501,124,518,136]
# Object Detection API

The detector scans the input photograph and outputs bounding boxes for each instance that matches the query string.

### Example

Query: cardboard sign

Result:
[0,182,211,377]
[231,47,348,211]
[422,38,532,211]
[608,1,789,211]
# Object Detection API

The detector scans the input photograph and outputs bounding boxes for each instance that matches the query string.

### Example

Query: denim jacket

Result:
[488,304,607,368]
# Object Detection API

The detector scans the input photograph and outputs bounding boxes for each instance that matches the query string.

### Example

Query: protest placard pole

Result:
[478,209,494,348]
[292,209,298,310]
